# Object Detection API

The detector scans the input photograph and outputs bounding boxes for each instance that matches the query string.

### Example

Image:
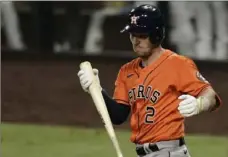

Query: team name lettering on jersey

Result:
[128,85,161,105]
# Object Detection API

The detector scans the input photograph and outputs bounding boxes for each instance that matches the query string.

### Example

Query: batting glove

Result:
[77,68,101,93]
[178,94,204,117]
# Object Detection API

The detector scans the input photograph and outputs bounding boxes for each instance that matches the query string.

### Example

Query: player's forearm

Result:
[197,87,220,112]
[101,89,130,125]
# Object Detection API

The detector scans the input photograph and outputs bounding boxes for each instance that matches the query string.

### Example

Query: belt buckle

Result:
[136,143,159,156]
[148,143,159,152]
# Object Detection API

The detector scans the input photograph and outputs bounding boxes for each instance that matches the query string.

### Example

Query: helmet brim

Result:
[120,25,130,33]
[120,25,151,34]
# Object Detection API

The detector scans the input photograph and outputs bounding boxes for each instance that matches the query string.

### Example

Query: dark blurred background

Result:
[1,1,228,60]
[1,1,228,135]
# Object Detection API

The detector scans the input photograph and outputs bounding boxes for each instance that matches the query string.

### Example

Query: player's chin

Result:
[136,53,146,58]
[134,50,148,57]
[134,48,143,54]
[134,50,143,56]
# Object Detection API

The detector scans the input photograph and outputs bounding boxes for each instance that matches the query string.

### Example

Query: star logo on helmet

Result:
[131,15,139,25]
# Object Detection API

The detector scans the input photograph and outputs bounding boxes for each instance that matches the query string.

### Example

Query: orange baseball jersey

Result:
[113,50,219,144]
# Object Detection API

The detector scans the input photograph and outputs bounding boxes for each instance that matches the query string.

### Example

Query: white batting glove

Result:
[77,68,101,93]
[178,95,203,117]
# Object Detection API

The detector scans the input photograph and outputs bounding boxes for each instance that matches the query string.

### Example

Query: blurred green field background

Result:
[1,123,228,157]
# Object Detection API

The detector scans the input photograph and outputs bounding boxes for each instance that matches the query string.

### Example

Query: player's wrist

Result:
[196,96,210,113]
[196,97,203,114]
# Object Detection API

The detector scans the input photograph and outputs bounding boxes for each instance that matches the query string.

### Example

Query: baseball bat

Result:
[79,61,123,157]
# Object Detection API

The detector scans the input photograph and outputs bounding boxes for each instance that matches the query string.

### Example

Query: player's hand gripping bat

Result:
[80,61,123,157]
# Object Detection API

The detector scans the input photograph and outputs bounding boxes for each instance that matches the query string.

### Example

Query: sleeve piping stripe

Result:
[114,99,129,105]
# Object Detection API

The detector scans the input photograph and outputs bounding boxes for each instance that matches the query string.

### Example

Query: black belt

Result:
[136,137,185,156]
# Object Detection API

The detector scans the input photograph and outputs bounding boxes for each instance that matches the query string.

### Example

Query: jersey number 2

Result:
[145,106,155,124]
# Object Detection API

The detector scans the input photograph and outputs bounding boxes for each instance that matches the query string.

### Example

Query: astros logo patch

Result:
[131,15,139,25]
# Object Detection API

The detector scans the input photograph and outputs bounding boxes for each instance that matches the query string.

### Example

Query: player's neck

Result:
[142,46,165,67]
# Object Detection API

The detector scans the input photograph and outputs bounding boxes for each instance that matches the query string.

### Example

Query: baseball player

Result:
[78,4,222,157]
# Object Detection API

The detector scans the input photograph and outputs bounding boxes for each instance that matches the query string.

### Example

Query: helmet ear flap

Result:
[149,26,165,46]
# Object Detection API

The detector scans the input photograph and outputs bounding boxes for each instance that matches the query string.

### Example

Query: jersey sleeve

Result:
[176,57,222,110]
[176,58,211,96]
[113,66,129,105]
